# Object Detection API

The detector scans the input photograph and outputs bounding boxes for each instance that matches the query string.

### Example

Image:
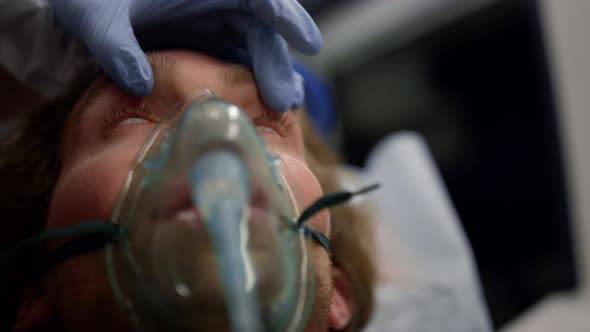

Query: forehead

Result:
[72,51,255,118]
[60,51,258,159]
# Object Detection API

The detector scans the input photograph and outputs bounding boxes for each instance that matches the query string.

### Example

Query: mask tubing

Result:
[190,150,262,331]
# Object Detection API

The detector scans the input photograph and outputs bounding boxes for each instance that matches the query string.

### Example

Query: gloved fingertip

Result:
[311,33,323,54]
[248,24,298,111]
[300,30,323,55]
[291,71,305,108]
[129,74,154,97]
[116,53,154,96]
[262,89,291,112]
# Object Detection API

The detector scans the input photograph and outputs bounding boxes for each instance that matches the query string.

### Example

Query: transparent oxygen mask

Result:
[105,92,316,332]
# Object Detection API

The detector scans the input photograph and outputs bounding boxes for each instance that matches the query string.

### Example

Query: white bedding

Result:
[339,132,492,332]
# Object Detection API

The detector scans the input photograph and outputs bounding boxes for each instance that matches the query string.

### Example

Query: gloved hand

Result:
[50,0,322,111]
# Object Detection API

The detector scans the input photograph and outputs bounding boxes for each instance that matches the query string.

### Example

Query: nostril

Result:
[176,209,199,223]
[250,186,269,210]
[173,207,203,229]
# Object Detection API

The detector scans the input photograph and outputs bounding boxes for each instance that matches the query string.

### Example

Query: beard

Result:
[303,243,333,332]
[46,223,334,332]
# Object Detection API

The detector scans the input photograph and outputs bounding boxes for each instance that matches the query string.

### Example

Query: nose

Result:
[213,64,276,119]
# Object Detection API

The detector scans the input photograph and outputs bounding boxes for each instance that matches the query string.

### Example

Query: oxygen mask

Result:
[105,92,317,331]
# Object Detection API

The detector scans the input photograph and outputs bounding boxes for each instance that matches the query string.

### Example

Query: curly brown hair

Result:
[0,75,376,331]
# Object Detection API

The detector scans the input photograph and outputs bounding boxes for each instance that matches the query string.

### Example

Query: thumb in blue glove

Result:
[51,0,322,111]
[248,21,300,113]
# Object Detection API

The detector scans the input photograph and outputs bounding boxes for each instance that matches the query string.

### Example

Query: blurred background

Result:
[296,0,590,331]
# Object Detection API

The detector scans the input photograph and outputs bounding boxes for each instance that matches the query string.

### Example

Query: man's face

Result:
[32,51,341,331]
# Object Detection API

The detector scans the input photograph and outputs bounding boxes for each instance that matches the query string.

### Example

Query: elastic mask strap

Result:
[296,183,381,253]
[302,227,330,253]
[0,221,123,279]
[0,184,380,276]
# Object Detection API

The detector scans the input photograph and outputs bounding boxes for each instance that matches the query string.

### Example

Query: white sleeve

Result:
[0,0,91,98]
[341,132,493,332]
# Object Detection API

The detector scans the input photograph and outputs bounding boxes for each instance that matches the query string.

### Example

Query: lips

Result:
[171,206,203,228]
[154,181,271,229]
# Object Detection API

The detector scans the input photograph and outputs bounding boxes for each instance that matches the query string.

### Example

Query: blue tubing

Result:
[190,150,262,331]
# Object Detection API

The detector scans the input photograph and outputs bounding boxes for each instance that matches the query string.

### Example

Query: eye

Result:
[256,125,278,135]
[119,117,150,126]
[252,109,291,137]
[102,103,159,131]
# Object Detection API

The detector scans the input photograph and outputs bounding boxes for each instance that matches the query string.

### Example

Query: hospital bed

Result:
[340,131,492,331]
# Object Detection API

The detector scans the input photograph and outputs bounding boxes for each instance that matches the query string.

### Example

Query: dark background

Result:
[302,0,578,329]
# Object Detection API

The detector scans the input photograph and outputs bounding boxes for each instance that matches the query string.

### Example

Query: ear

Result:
[328,268,353,330]
[13,287,53,332]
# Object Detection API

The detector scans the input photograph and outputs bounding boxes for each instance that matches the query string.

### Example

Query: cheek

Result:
[46,140,140,231]
[277,154,330,237]
[43,138,144,331]
[303,242,333,332]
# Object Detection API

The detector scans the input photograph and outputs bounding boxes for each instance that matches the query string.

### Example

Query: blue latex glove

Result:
[51,0,322,111]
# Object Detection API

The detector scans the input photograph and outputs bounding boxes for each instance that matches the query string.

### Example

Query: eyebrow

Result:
[81,53,180,109]
[81,53,256,112]
[219,64,256,87]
